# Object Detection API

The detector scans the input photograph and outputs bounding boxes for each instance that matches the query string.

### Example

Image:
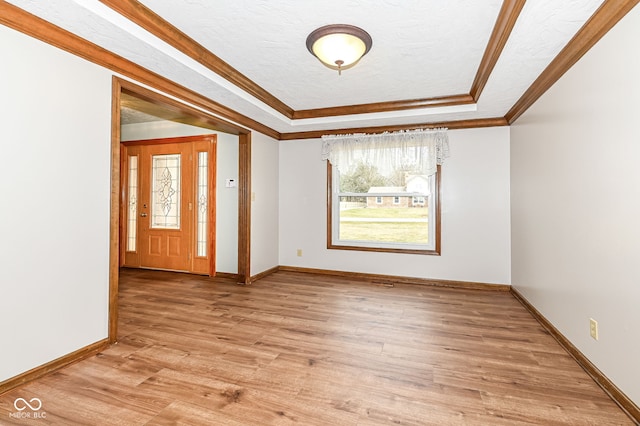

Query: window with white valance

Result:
[323,128,449,254]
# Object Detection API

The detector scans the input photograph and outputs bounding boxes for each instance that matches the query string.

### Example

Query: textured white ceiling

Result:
[6,0,606,133]
[137,0,503,109]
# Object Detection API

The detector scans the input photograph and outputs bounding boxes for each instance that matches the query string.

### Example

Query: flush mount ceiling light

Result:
[306,24,373,75]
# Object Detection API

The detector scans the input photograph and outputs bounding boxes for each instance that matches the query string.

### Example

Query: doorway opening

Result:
[109,77,252,343]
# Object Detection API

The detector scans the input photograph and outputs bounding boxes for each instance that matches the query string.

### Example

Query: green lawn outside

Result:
[339,208,428,243]
[340,207,428,219]
[339,222,428,243]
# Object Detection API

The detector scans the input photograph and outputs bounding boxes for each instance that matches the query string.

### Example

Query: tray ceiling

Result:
[3,0,616,135]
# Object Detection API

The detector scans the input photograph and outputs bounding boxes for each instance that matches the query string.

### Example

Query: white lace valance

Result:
[321,128,449,177]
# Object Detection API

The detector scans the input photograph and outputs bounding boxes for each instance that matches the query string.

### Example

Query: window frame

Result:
[326,161,442,255]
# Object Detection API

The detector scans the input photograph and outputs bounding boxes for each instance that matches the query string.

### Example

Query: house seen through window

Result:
[323,129,447,255]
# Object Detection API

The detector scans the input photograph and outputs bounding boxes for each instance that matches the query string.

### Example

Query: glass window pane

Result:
[338,194,429,244]
[151,154,180,229]
[196,151,208,257]
[330,155,439,252]
[126,155,138,251]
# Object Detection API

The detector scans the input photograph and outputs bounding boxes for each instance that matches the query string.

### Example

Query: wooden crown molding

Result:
[0,1,280,140]
[95,0,640,130]
[99,0,294,119]
[100,0,519,121]
[0,4,508,142]
[506,0,640,124]
[279,117,508,141]
[470,0,526,101]
[292,94,474,120]
[4,1,637,137]
[292,0,524,120]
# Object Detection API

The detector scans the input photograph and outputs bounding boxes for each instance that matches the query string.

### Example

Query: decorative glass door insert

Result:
[151,154,181,229]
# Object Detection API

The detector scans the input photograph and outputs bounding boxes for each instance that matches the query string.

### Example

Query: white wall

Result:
[510,5,640,405]
[0,26,112,381]
[279,127,511,285]
[250,132,280,275]
[216,132,240,274]
[122,122,239,273]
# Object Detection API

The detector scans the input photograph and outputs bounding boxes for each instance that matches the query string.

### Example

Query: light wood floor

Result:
[0,269,633,425]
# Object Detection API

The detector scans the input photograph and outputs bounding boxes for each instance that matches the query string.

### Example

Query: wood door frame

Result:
[109,77,252,343]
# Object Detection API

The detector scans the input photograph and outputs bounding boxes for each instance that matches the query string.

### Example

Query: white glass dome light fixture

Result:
[306,24,373,75]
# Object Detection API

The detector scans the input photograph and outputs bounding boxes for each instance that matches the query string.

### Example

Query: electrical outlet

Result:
[589,318,599,340]
[296,249,303,257]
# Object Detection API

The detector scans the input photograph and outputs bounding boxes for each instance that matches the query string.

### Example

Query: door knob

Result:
[140,212,148,217]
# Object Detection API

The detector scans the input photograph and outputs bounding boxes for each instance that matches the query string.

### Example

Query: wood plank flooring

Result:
[0,269,633,425]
